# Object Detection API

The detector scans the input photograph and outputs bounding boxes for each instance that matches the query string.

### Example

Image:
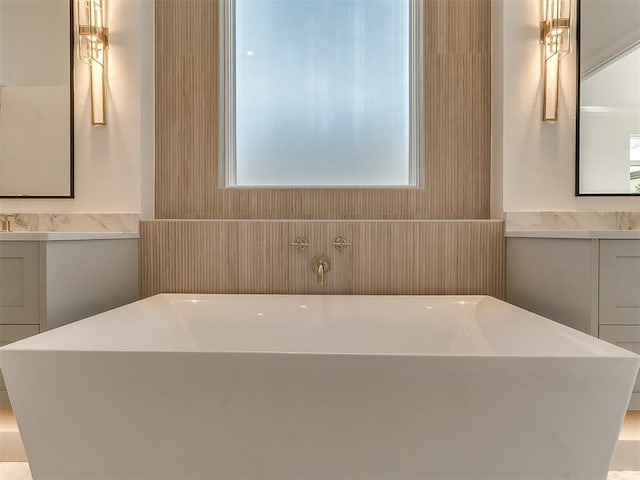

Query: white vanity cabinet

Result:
[599,240,640,325]
[0,242,40,325]
[0,242,42,406]
[0,235,139,407]
[598,240,640,409]
[507,235,640,410]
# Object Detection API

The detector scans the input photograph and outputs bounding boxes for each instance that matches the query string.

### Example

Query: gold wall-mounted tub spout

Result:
[312,255,331,285]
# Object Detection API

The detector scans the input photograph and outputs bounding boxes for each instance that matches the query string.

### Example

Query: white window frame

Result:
[219,0,424,188]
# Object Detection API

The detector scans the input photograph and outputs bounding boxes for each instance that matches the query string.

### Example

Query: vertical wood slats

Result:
[140,220,505,298]
[154,0,492,220]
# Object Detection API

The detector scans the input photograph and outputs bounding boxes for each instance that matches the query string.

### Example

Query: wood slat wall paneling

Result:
[140,220,505,298]
[155,0,491,219]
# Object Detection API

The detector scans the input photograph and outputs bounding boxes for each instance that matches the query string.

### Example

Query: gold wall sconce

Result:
[77,0,109,126]
[540,0,571,122]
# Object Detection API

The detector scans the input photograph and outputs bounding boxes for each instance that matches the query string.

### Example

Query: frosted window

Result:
[234,0,411,186]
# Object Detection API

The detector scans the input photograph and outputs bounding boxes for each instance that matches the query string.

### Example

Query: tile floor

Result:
[609,473,640,480]
[0,463,31,480]
[0,408,639,480]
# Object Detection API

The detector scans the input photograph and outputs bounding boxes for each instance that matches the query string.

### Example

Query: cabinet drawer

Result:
[0,324,39,400]
[599,325,640,396]
[599,240,640,325]
[0,242,40,325]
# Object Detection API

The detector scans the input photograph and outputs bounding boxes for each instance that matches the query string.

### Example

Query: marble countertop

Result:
[0,214,139,241]
[505,230,640,239]
[504,211,640,239]
[0,232,139,241]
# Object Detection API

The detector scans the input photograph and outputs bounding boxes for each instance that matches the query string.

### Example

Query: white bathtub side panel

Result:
[1,351,638,480]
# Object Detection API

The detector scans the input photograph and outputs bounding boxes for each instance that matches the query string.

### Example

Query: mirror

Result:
[577,0,640,195]
[0,0,73,198]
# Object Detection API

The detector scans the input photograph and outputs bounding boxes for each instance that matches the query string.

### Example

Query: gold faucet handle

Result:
[290,236,310,253]
[332,235,352,253]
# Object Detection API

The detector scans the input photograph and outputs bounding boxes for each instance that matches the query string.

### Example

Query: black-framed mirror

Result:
[577,0,640,196]
[0,0,74,198]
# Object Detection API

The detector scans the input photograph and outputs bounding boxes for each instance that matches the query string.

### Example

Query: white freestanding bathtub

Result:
[1,294,638,480]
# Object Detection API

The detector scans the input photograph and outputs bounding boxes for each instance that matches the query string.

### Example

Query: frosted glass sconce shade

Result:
[540,0,571,122]
[77,0,108,126]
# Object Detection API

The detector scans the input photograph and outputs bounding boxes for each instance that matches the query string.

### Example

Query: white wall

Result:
[499,0,640,212]
[0,0,154,215]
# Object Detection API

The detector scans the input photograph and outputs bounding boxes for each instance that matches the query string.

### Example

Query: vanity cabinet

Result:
[0,237,138,407]
[599,241,640,325]
[599,326,640,404]
[0,243,42,406]
[599,240,640,409]
[507,236,640,410]
[0,243,40,325]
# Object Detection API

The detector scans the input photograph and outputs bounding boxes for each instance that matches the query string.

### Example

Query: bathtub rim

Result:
[0,293,637,361]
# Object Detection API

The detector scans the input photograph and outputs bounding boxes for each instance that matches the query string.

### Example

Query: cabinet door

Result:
[599,240,640,325]
[0,324,40,407]
[0,242,40,325]
[599,325,640,410]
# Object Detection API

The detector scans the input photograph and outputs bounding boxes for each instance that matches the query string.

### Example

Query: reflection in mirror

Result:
[0,0,73,197]
[578,0,640,195]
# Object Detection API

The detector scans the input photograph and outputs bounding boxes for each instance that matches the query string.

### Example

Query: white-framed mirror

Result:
[577,0,640,196]
[0,0,74,198]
